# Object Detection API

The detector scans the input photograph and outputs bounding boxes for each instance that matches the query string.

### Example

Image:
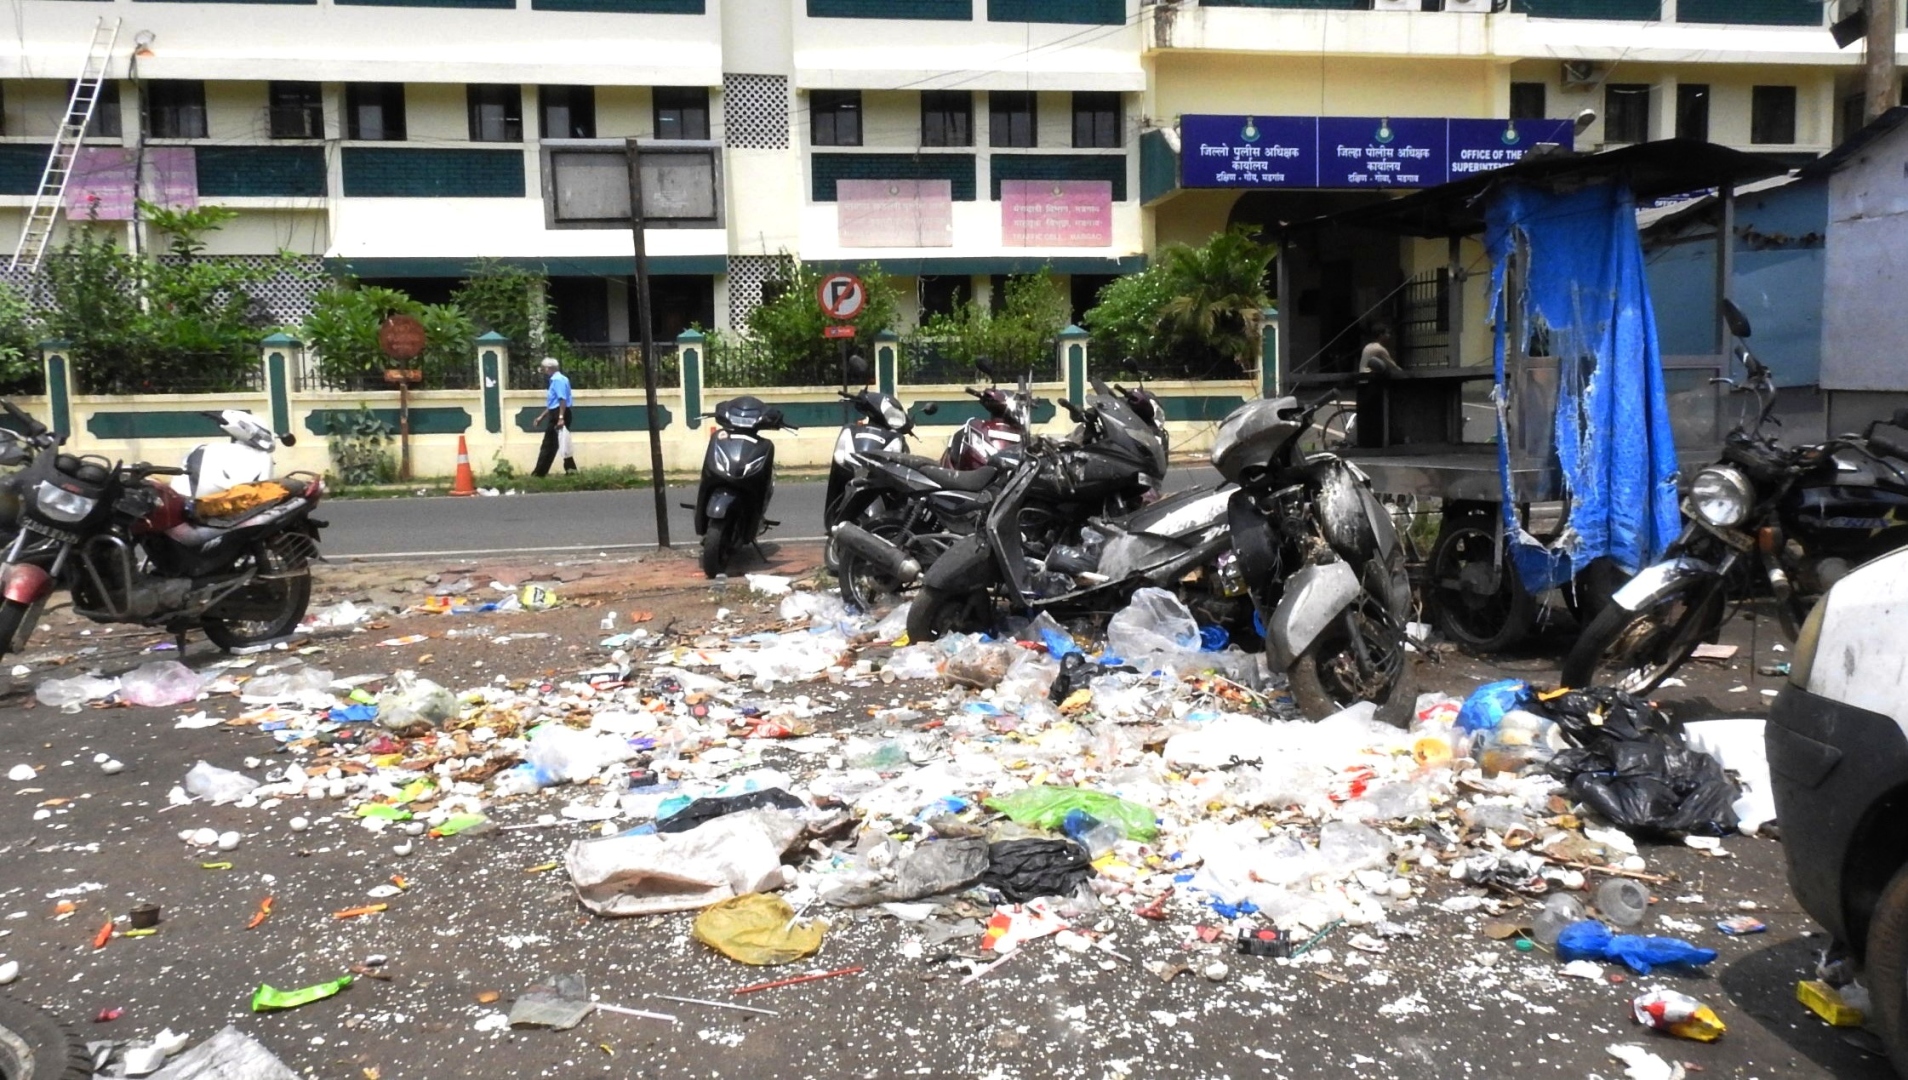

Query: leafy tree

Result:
[919,270,1070,379]
[451,258,545,350]
[302,283,477,389]
[744,254,898,383]
[0,282,41,393]
[1084,226,1275,377]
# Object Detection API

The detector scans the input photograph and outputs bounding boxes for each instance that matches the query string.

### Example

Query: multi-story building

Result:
[0,0,1891,362]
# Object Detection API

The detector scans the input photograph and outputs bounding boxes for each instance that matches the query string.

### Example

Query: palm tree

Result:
[1156,226,1274,373]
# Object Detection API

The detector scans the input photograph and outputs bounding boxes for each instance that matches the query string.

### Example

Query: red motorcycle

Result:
[0,399,325,655]
[942,359,1041,471]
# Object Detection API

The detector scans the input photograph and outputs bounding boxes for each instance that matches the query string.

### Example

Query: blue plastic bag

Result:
[1039,626,1081,659]
[1458,679,1529,733]
[1555,919,1717,974]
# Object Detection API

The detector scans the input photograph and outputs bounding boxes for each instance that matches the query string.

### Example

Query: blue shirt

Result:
[546,370,573,409]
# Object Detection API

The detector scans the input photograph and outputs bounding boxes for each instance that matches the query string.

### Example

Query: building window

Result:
[81,80,121,139]
[268,82,323,140]
[654,87,710,141]
[1071,91,1120,148]
[1509,82,1546,121]
[920,275,970,317]
[1675,84,1709,142]
[812,90,862,147]
[468,84,523,143]
[1603,83,1651,144]
[540,86,596,139]
[990,91,1037,148]
[144,80,206,139]
[921,90,972,148]
[346,83,406,141]
[1751,85,1797,144]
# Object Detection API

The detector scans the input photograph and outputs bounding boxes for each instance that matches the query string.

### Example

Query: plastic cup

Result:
[1531,892,1586,945]
[1597,878,1649,927]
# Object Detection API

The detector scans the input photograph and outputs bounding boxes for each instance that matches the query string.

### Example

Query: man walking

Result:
[533,356,577,477]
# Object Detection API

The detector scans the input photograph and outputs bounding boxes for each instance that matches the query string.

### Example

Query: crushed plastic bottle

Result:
[1532,892,1588,945]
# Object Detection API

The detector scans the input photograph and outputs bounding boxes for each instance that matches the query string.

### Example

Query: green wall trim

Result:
[341,148,525,198]
[336,0,512,8]
[1159,395,1248,422]
[1066,342,1086,407]
[908,399,1058,425]
[197,146,327,197]
[88,410,227,440]
[44,353,70,438]
[988,0,1122,22]
[1260,314,1279,397]
[1140,129,1179,205]
[1512,0,1658,17]
[266,350,291,434]
[512,404,673,432]
[990,153,1128,201]
[532,0,702,8]
[809,0,971,17]
[812,153,977,202]
[875,341,898,397]
[480,348,504,434]
[1677,0,1817,22]
[679,342,703,423]
[805,255,1145,276]
[305,407,471,437]
[327,255,727,278]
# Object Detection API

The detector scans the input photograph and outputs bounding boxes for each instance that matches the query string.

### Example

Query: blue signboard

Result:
[1181,115,1576,189]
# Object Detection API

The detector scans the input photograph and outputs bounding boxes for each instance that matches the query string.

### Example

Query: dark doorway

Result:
[1228,190,1397,379]
[548,277,610,342]
[919,275,971,318]
[635,276,715,340]
[1069,273,1116,325]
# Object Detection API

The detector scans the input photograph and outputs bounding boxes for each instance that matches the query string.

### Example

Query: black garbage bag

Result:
[980,838,1095,903]
[1543,688,1739,837]
[655,788,806,834]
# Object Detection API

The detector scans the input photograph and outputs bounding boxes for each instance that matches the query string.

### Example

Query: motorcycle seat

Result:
[914,463,999,492]
[189,478,308,528]
[859,450,941,471]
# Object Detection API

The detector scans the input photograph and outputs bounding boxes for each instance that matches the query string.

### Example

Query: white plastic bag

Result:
[35,673,121,711]
[526,724,635,785]
[238,665,335,706]
[556,425,574,462]
[118,661,205,708]
[1106,588,1201,671]
[377,671,456,731]
[183,761,258,805]
[565,808,805,916]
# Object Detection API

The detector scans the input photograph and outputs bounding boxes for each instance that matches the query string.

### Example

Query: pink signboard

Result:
[1001,179,1112,248]
[66,147,197,221]
[837,179,954,248]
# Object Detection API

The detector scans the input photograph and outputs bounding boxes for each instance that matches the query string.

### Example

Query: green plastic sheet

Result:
[252,975,352,1012]
[984,786,1158,841]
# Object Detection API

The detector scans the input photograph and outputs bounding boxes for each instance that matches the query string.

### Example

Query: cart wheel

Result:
[1429,510,1535,653]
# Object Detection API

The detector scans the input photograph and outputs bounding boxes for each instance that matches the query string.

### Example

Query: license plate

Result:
[23,520,77,543]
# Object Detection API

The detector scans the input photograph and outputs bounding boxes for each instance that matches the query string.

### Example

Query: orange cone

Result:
[449,435,478,497]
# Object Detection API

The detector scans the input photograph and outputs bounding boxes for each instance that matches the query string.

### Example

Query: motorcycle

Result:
[0,400,325,657]
[832,378,1168,613]
[822,355,937,570]
[691,395,800,578]
[942,359,1041,470]
[172,409,297,499]
[1561,300,1908,693]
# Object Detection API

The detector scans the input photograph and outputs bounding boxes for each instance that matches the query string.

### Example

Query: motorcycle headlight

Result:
[35,480,97,523]
[880,400,907,429]
[1690,466,1753,527]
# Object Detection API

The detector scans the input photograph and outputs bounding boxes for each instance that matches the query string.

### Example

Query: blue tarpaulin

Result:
[1485,179,1682,592]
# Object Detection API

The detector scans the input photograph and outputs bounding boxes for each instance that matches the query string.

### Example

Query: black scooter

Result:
[691,396,799,578]
[823,354,936,570]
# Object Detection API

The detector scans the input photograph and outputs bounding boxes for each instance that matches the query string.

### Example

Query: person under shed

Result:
[534,357,577,477]
[1355,323,1404,449]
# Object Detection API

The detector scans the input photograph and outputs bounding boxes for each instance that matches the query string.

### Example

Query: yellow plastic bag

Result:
[195,481,289,519]
[691,893,826,966]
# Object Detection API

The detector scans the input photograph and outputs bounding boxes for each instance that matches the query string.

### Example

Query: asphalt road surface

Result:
[322,468,1226,560]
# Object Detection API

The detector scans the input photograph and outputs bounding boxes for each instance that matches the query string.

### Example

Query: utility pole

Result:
[1867,0,1899,122]
[625,138,671,549]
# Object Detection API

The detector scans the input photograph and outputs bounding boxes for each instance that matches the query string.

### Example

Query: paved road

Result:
[321,467,1226,559]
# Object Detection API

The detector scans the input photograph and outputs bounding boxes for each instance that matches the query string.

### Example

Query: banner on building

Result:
[1180,115,1576,190]
[65,147,198,221]
[837,179,954,248]
[1000,180,1112,247]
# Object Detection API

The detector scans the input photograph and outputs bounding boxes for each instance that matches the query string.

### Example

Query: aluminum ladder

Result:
[9,17,123,272]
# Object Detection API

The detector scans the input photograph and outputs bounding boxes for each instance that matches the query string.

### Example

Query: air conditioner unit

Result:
[1561,61,1601,89]
[1371,0,1419,11]
[1443,0,1493,11]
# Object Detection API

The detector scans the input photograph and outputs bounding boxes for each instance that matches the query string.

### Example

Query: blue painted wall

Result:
[1645,180,1826,387]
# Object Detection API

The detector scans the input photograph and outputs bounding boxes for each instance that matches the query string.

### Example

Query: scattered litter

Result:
[692,893,827,966]
[251,975,351,1012]
[35,672,120,710]
[1632,989,1726,1041]
[118,661,206,708]
[1797,979,1866,1026]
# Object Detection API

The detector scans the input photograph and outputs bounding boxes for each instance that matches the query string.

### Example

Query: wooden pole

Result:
[1868,0,1899,122]
[626,138,670,549]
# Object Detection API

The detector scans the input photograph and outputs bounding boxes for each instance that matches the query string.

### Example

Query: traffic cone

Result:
[449,435,478,497]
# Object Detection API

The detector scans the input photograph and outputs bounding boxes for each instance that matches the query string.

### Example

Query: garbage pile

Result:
[8,573,1786,1061]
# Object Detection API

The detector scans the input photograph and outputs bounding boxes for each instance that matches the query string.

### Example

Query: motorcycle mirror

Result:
[279,432,296,448]
[1721,298,1752,340]
[920,402,939,416]
[844,352,871,384]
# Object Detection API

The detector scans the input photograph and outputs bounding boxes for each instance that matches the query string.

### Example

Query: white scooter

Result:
[171,410,296,499]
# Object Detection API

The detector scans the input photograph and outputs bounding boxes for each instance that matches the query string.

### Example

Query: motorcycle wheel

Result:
[0,995,91,1080]
[1287,598,1416,727]
[1428,514,1535,653]
[1559,578,1724,693]
[838,514,914,615]
[0,599,31,658]
[905,585,993,642]
[202,535,313,651]
[700,518,735,579]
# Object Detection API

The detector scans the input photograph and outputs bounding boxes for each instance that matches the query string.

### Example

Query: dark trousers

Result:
[533,406,576,477]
